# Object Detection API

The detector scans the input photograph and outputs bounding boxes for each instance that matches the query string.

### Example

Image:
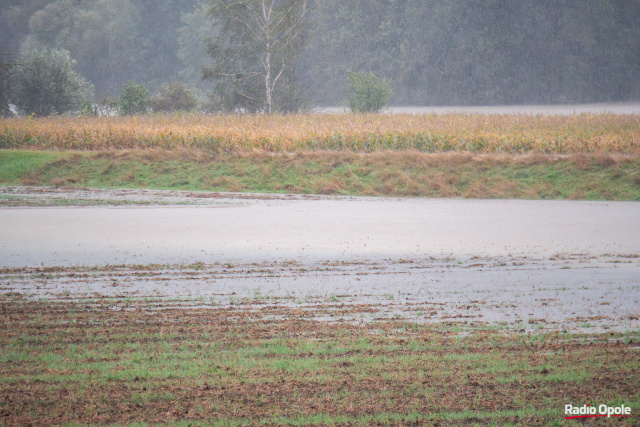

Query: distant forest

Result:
[2,0,639,106]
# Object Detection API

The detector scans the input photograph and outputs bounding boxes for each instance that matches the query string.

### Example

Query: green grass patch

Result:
[1,149,639,200]
[1,300,639,425]
[0,149,69,182]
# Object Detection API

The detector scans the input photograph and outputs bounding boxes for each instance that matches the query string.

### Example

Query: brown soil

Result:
[1,299,638,426]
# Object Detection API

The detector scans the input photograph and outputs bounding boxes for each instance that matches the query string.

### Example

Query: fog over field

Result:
[1,3,640,425]
[317,103,640,115]
[2,0,639,111]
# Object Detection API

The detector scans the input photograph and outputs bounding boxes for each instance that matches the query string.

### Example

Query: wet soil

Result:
[0,186,324,207]
[1,187,639,425]
[1,187,639,334]
[1,254,639,334]
[0,299,638,426]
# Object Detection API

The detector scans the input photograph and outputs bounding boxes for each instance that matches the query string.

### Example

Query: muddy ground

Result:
[1,186,639,334]
[1,186,639,425]
[1,297,637,426]
[2,254,639,334]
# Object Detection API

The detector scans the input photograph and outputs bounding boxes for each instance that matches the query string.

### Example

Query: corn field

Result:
[1,113,639,153]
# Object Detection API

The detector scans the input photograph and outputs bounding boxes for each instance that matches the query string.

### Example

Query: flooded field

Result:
[1,188,638,333]
[1,188,639,425]
[2,254,638,334]
[1,188,639,266]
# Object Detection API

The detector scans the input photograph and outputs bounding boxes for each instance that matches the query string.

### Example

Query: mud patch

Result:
[2,255,639,334]
[0,299,638,426]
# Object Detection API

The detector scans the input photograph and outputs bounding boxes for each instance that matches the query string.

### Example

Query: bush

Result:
[11,47,94,116]
[150,82,197,113]
[346,71,393,113]
[118,81,149,115]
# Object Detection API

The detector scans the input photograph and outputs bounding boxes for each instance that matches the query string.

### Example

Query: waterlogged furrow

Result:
[0,301,638,426]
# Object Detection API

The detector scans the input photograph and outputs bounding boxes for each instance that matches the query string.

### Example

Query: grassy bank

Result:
[1,298,638,426]
[1,150,639,200]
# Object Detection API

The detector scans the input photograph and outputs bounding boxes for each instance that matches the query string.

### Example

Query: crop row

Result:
[1,113,639,153]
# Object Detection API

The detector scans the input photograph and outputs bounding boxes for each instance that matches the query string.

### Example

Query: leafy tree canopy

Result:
[118,81,149,116]
[150,82,198,113]
[11,46,94,116]
[2,0,639,107]
[202,0,310,113]
[346,71,392,113]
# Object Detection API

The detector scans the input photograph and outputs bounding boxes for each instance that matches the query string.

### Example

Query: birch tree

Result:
[203,0,309,113]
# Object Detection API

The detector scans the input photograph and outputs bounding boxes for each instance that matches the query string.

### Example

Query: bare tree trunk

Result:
[262,0,273,113]
[265,47,272,113]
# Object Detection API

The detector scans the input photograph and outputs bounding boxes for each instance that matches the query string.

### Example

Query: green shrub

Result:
[346,71,393,113]
[150,82,197,113]
[11,47,94,116]
[118,81,149,115]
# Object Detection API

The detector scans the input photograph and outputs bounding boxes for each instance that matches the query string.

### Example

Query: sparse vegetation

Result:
[0,298,638,426]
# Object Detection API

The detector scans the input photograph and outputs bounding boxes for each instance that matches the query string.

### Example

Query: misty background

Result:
[1,0,639,107]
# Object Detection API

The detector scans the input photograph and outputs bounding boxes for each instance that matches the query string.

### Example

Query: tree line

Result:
[1,0,639,115]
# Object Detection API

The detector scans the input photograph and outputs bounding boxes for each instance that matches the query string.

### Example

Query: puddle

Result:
[2,256,638,333]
